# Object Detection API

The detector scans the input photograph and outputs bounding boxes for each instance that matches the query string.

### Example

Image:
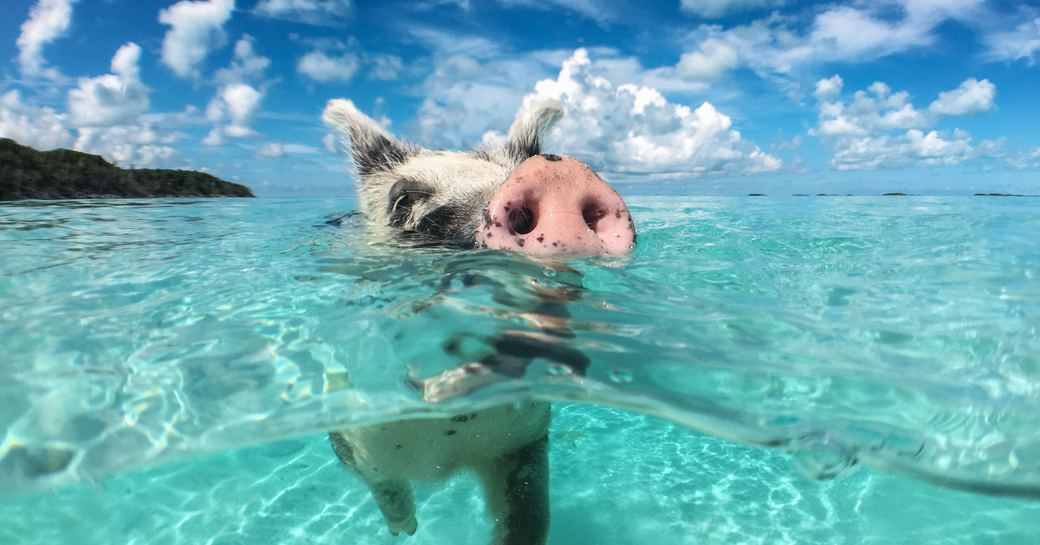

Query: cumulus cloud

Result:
[297,51,359,82]
[812,75,997,170]
[505,49,779,177]
[0,92,180,167]
[68,43,149,128]
[158,0,235,79]
[984,16,1040,64]
[680,0,784,18]
[830,129,974,170]
[404,28,568,148]
[16,0,75,79]
[215,36,271,84]
[813,79,930,137]
[63,43,181,167]
[2,86,183,168]
[408,27,714,151]
[928,78,996,115]
[676,38,740,82]
[813,74,843,100]
[0,91,73,150]
[204,35,271,145]
[204,83,263,144]
[74,121,179,167]
[253,0,351,25]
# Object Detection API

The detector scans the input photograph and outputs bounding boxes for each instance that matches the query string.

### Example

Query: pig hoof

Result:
[388,515,418,536]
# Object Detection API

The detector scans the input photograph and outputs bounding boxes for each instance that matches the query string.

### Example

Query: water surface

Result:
[1,196,1038,541]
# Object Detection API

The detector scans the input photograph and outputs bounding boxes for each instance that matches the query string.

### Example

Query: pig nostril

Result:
[582,201,606,232]
[508,204,536,235]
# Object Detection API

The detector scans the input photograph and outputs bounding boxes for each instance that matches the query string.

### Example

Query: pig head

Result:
[323,99,635,257]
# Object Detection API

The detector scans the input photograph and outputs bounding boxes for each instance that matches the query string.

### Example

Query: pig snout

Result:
[477,154,635,257]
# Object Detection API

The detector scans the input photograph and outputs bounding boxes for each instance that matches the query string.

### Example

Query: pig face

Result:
[323,99,635,257]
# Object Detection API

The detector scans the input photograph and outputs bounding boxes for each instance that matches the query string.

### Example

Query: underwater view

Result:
[1,196,1038,543]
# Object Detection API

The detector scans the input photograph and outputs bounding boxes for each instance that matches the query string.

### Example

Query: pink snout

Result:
[477,154,635,257]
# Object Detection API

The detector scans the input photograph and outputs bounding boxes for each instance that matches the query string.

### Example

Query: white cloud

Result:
[822,80,930,135]
[812,76,998,170]
[368,54,404,81]
[408,29,713,150]
[813,74,843,100]
[256,142,320,159]
[322,132,339,153]
[158,0,235,79]
[253,0,350,25]
[831,129,974,170]
[208,83,263,140]
[680,0,784,18]
[297,51,359,82]
[984,16,1040,64]
[409,39,775,176]
[508,49,779,177]
[68,43,149,128]
[16,0,75,79]
[0,90,73,150]
[74,122,178,167]
[700,0,984,78]
[405,29,569,148]
[407,26,501,58]
[202,127,225,147]
[676,38,740,82]
[928,78,996,115]
[204,34,272,145]
[1006,147,1040,170]
[215,36,271,84]
[496,0,613,24]
[1,90,184,168]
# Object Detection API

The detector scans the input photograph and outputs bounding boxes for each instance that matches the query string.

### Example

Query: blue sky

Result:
[1,0,1039,196]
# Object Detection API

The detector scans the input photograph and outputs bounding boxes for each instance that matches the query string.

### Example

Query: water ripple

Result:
[1,196,1038,499]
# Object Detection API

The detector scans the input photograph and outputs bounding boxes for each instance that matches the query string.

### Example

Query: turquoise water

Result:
[1,196,1038,543]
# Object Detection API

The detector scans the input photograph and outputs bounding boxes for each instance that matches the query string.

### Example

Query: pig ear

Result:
[504,99,564,164]
[323,99,412,176]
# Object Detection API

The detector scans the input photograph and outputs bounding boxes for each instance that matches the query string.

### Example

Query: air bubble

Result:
[789,432,859,480]
[547,364,572,376]
[609,368,633,384]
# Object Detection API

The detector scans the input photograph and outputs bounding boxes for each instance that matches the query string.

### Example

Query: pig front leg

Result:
[477,435,550,545]
[329,432,418,536]
[369,480,419,536]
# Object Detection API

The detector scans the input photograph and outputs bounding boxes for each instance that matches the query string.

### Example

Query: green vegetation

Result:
[0,138,254,200]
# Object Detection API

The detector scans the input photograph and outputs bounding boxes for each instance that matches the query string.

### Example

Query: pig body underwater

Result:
[322,98,635,545]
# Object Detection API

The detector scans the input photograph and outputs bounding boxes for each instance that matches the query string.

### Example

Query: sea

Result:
[1,196,1037,544]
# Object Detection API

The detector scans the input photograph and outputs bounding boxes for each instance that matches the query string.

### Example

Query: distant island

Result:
[0,138,253,200]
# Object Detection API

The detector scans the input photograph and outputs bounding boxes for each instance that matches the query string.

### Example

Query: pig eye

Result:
[387,179,434,227]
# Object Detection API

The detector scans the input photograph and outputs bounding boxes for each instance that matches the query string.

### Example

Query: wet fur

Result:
[323,98,564,545]
[322,98,562,243]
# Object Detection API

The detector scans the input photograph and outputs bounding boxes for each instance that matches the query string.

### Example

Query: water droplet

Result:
[609,368,633,384]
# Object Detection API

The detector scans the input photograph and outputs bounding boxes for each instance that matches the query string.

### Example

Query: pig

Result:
[322,98,635,545]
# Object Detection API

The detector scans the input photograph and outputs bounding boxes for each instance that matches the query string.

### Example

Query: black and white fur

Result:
[322,98,562,244]
[323,98,567,545]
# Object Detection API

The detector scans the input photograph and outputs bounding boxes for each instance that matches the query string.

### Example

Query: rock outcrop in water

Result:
[0,138,254,200]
